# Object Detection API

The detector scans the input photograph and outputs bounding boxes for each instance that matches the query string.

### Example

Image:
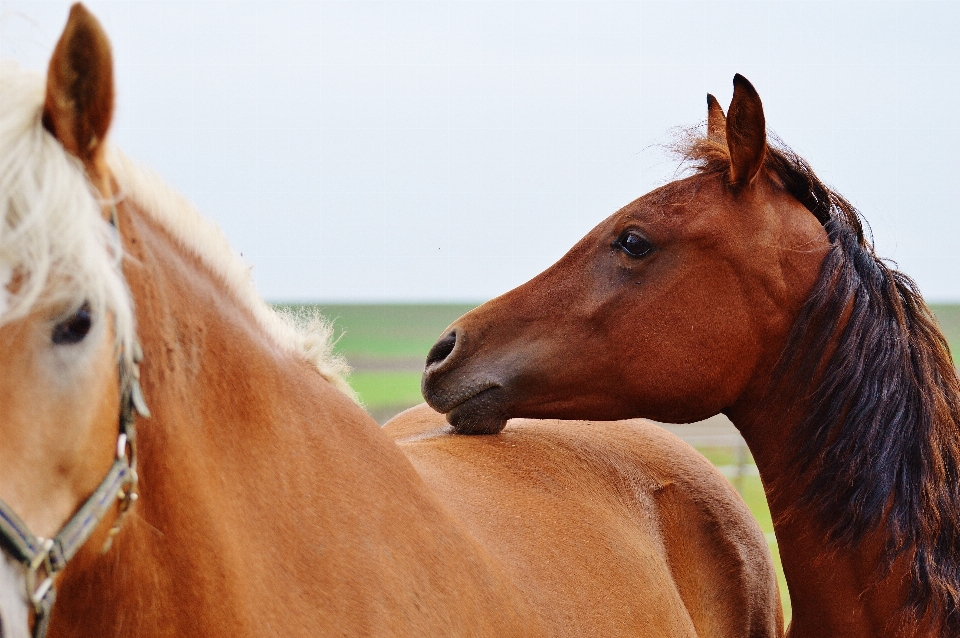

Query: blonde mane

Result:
[0,61,351,397]
[0,61,134,366]
[108,150,352,398]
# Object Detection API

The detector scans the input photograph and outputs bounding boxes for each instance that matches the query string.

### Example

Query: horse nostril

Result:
[425,331,457,369]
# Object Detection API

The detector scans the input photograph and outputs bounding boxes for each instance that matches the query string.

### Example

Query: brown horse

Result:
[421,74,960,637]
[0,6,781,637]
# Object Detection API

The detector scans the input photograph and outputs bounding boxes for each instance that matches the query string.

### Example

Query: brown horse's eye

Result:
[615,230,653,258]
[52,303,93,345]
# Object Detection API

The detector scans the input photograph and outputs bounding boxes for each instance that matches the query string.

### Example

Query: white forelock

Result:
[0,554,29,638]
[0,62,134,364]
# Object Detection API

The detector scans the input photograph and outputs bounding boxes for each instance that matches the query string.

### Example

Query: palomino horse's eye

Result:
[52,303,93,345]
[615,230,653,258]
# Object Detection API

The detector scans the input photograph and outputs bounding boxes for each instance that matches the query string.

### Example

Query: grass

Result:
[349,370,425,408]
[278,302,960,627]
[930,303,960,360]
[278,303,477,359]
[696,445,753,468]
[276,303,478,411]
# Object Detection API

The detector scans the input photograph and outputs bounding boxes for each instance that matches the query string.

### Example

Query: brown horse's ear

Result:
[706,94,727,146]
[725,74,766,187]
[43,3,114,172]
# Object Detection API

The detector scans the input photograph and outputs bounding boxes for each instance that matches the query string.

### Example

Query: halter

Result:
[0,203,150,638]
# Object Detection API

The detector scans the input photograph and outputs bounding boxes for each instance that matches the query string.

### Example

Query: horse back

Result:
[386,404,783,638]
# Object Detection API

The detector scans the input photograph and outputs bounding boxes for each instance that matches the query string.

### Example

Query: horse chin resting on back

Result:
[0,5,783,637]
[423,75,960,637]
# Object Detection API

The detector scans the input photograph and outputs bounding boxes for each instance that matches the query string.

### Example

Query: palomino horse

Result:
[421,74,960,637]
[0,6,781,637]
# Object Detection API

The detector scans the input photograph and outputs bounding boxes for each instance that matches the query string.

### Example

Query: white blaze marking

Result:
[0,553,29,638]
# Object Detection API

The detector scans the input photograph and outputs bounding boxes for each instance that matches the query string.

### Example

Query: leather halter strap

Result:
[0,203,149,638]
[0,347,149,638]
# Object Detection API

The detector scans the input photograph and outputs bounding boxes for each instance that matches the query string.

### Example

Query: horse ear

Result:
[725,74,766,187]
[43,3,114,171]
[706,94,727,146]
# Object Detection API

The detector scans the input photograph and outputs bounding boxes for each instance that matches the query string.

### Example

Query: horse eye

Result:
[615,230,653,258]
[52,304,93,345]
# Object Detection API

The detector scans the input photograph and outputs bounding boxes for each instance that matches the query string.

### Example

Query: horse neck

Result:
[50,200,530,637]
[727,235,960,638]
[733,404,917,638]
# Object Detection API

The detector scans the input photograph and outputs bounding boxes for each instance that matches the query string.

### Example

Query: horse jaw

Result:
[0,554,29,638]
[440,385,509,435]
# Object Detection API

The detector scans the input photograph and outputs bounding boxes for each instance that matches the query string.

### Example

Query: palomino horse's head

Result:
[0,5,139,636]
[423,75,832,434]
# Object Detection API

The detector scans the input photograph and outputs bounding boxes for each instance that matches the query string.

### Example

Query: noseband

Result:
[0,204,150,638]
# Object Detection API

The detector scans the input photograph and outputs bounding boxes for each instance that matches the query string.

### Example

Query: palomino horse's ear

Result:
[725,74,766,187]
[706,94,727,146]
[43,3,114,173]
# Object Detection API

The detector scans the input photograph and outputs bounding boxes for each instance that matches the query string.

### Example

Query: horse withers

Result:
[422,75,960,637]
[0,5,781,637]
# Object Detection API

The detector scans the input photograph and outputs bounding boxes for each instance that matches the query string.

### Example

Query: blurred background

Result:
[3,1,959,302]
[4,0,960,621]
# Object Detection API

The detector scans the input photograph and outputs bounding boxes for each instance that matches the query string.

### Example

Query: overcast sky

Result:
[2,1,958,302]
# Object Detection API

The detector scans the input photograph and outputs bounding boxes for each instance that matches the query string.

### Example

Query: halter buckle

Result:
[25,538,55,614]
[100,432,139,555]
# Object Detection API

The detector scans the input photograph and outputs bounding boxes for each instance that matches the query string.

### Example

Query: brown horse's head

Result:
[423,75,831,434]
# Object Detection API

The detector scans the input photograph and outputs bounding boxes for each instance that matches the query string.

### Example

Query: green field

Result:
[348,370,425,409]
[280,302,960,625]
[278,303,477,361]
[931,304,960,358]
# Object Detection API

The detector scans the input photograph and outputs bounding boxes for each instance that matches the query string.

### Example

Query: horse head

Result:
[422,75,831,434]
[0,5,140,636]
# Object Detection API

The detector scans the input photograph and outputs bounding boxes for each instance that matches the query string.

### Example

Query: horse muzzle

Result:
[422,329,511,435]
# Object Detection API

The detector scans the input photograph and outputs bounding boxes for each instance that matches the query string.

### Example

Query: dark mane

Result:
[683,131,960,634]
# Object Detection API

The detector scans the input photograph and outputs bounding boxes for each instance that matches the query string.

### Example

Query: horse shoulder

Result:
[385,405,782,638]
[103,207,542,637]
[608,421,784,638]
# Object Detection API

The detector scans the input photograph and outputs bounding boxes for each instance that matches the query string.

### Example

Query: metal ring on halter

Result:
[25,539,54,614]
[0,205,149,638]
[0,351,149,638]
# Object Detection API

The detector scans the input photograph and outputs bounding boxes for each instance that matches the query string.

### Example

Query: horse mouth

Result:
[437,385,509,435]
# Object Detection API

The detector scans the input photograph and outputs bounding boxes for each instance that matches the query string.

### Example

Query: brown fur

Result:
[421,75,956,636]
[682,126,960,636]
[43,5,112,166]
[46,184,783,638]
[706,94,727,146]
[51,200,538,636]
[725,75,765,187]
[386,405,782,637]
[16,8,784,637]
